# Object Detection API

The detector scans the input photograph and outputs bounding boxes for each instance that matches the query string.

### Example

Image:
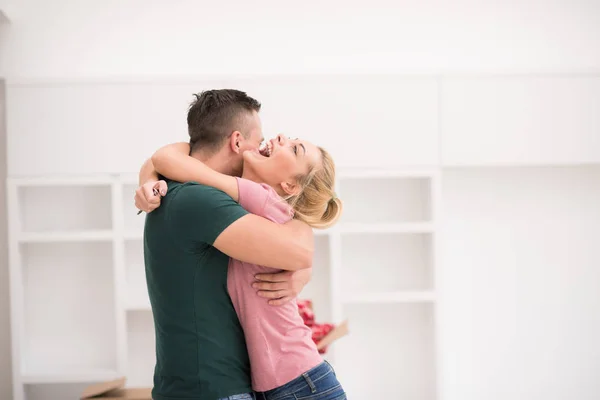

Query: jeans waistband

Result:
[256,361,333,400]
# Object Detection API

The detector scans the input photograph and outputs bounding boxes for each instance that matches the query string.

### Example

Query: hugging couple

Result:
[134,89,347,400]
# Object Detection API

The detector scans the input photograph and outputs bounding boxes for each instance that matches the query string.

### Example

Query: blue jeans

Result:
[254,361,346,400]
[218,393,255,400]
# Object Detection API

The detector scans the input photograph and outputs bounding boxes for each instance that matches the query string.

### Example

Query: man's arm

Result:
[253,268,313,306]
[214,216,314,271]
[152,142,239,201]
[171,184,313,271]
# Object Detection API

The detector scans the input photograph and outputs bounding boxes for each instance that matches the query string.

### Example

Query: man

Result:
[134,89,314,400]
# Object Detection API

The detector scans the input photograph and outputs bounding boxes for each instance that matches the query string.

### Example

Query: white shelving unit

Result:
[332,169,440,399]
[6,168,440,399]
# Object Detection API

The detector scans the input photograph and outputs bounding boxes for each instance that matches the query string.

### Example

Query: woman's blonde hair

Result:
[285,147,343,229]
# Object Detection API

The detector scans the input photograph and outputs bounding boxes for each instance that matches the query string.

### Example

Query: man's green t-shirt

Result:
[143,181,251,400]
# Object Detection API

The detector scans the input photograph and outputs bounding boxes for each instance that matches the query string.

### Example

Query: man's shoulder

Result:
[165,180,230,204]
[165,180,244,219]
[168,180,227,195]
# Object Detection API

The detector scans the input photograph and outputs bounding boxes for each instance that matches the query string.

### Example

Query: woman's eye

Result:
[293,145,297,155]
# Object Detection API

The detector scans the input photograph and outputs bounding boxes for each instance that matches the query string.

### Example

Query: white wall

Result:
[441,76,600,166]
[1,0,600,79]
[5,76,440,176]
[440,166,600,400]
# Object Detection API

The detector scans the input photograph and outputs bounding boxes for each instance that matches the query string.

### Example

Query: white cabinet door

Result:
[6,80,224,176]
[224,75,440,168]
[441,76,600,166]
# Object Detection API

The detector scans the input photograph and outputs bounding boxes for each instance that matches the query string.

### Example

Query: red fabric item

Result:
[311,323,335,354]
[297,299,315,327]
[297,299,335,354]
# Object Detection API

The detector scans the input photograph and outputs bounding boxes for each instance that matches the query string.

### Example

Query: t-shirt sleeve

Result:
[236,177,293,224]
[236,177,270,217]
[167,183,249,245]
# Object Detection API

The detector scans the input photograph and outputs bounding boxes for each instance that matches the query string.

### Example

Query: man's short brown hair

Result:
[187,89,261,153]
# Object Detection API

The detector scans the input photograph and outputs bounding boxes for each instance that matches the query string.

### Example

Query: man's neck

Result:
[191,149,240,176]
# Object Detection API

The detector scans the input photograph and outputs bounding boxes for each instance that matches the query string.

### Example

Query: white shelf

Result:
[124,230,143,240]
[338,176,431,224]
[18,230,113,243]
[123,184,145,233]
[126,294,151,311]
[6,169,440,400]
[18,185,113,233]
[341,232,433,293]
[22,369,122,384]
[344,291,436,304]
[21,242,117,377]
[336,222,433,234]
[126,228,329,239]
[126,311,156,387]
[9,175,114,187]
[338,168,437,179]
[298,235,332,322]
[125,239,149,311]
[335,303,436,399]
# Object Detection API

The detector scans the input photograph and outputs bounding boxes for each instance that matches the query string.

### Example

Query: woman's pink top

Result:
[227,178,323,392]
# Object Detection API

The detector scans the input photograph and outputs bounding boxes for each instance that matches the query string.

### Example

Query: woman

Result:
[146,134,347,400]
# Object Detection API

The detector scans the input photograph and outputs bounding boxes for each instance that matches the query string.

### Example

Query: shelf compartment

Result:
[21,242,117,375]
[298,235,332,322]
[334,303,436,399]
[344,290,435,304]
[19,230,113,243]
[125,239,150,310]
[22,368,121,384]
[338,177,431,224]
[126,310,156,387]
[337,222,433,234]
[18,185,112,233]
[123,184,146,234]
[341,232,433,293]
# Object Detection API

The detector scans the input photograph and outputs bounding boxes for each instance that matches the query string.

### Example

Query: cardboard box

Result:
[81,377,152,400]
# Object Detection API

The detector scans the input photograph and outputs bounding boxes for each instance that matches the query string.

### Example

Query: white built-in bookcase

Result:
[7,167,439,400]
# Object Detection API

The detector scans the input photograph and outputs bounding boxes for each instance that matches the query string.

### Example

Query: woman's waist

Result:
[249,346,323,392]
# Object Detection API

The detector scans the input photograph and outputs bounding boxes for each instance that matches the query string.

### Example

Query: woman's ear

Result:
[230,131,243,153]
[280,181,301,196]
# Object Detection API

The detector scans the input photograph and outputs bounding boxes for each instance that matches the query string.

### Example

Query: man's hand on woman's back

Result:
[253,268,313,306]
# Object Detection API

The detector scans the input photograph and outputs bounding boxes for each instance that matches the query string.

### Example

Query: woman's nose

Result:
[276,134,287,145]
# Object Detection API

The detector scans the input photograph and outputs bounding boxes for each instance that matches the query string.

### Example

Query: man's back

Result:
[143,180,251,400]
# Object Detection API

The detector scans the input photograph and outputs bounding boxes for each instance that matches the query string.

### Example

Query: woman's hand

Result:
[135,180,167,213]
[252,268,313,306]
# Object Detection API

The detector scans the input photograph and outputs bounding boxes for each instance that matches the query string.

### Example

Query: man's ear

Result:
[280,181,301,197]
[230,131,243,154]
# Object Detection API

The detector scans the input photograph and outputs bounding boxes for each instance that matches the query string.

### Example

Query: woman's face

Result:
[242,134,321,196]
